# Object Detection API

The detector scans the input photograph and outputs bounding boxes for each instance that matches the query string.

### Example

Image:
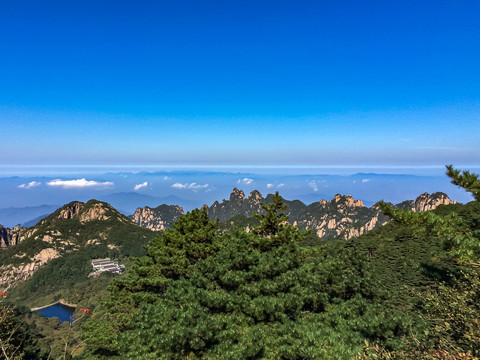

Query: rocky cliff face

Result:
[58,202,83,219]
[208,188,266,222]
[294,194,388,240]
[0,225,8,247]
[394,192,454,212]
[414,192,454,212]
[0,225,38,248]
[0,248,60,293]
[131,204,184,231]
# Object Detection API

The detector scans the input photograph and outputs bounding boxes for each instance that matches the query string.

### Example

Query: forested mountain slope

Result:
[0,200,155,300]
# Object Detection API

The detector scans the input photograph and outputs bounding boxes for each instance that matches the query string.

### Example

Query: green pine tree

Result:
[446,165,480,201]
[82,194,403,359]
[253,191,289,237]
[81,208,220,358]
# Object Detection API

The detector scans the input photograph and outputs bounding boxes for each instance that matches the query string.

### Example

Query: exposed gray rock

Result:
[131,204,184,231]
[0,225,9,247]
[414,192,453,212]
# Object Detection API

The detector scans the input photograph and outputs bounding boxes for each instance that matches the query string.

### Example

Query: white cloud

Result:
[134,182,148,191]
[362,179,370,183]
[171,182,209,192]
[309,181,319,192]
[47,178,114,189]
[237,178,254,185]
[18,181,41,189]
[163,176,171,180]
[267,183,284,189]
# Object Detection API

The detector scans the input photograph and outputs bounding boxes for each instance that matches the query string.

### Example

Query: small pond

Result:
[35,303,76,323]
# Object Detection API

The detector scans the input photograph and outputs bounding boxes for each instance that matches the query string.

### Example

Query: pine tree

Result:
[82,194,398,359]
[81,208,220,358]
[253,191,289,238]
[375,166,480,358]
[446,165,480,201]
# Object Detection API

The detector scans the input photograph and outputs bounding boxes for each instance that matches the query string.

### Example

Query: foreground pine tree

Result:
[369,166,480,358]
[82,194,405,359]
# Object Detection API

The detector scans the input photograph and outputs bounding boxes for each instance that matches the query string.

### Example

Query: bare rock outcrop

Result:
[58,202,84,219]
[0,247,60,291]
[131,204,184,231]
[395,192,454,213]
[248,190,263,201]
[230,188,246,201]
[295,194,387,240]
[0,225,38,247]
[208,189,265,222]
[79,202,110,222]
[414,192,453,212]
[0,225,8,247]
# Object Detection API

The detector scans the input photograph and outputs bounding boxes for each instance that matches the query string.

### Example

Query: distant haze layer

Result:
[0,166,477,227]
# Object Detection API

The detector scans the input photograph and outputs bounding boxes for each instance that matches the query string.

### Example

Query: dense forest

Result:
[1,166,479,359]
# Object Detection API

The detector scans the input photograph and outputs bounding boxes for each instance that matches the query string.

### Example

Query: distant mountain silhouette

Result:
[98,192,201,214]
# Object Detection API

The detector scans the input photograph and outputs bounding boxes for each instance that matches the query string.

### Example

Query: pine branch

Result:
[446,165,480,201]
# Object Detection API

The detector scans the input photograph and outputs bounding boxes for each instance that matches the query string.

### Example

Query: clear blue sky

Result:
[1,0,479,167]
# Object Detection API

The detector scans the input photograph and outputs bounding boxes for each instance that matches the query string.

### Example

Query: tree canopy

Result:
[82,194,407,359]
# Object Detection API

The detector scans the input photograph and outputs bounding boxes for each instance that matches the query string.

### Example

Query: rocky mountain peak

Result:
[79,201,111,222]
[207,188,263,222]
[230,188,246,201]
[330,194,365,208]
[414,192,453,212]
[342,195,365,208]
[395,193,453,212]
[53,200,120,223]
[248,190,263,201]
[0,199,154,291]
[131,204,184,231]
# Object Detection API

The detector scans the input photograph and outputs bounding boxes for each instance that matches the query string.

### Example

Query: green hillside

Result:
[2,200,155,307]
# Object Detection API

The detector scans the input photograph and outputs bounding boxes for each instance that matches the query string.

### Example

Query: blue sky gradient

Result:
[1,1,479,166]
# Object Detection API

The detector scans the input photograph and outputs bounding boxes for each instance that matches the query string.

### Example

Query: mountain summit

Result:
[0,200,153,292]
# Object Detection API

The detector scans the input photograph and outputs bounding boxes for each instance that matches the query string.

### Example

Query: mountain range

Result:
[131,188,454,240]
[0,190,454,301]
